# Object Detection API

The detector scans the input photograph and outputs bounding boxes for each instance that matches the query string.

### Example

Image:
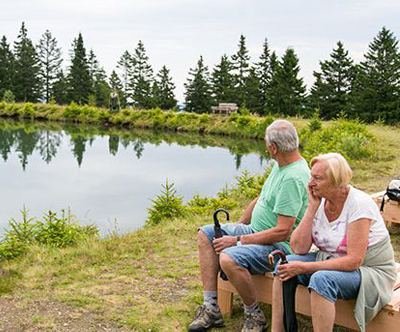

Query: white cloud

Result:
[1,0,399,101]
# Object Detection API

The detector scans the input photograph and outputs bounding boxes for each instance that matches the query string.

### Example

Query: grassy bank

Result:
[0,104,400,331]
[0,102,274,139]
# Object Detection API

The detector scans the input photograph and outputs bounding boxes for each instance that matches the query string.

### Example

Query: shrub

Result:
[34,210,98,247]
[0,207,98,261]
[2,90,15,103]
[300,117,375,162]
[63,102,82,119]
[146,180,186,226]
[307,110,322,132]
[21,103,35,118]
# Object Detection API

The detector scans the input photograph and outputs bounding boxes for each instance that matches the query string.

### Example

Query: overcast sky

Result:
[2,0,400,103]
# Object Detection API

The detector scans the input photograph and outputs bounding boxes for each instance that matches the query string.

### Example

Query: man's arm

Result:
[240,214,296,245]
[213,214,296,254]
[237,195,260,225]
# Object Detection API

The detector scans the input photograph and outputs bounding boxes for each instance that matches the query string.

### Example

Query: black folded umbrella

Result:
[213,208,230,281]
[269,250,298,332]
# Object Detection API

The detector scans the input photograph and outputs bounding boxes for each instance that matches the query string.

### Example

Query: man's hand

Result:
[277,261,305,282]
[213,236,237,254]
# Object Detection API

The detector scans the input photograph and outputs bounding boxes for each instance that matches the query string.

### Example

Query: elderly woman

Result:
[271,153,397,332]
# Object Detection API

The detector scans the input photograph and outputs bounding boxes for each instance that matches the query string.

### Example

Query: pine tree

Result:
[231,35,250,106]
[13,22,41,102]
[0,36,15,98]
[210,54,235,104]
[309,41,355,119]
[117,50,133,106]
[67,33,92,104]
[264,51,279,113]
[244,67,262,113]
[87,49,111,107]
[52,70,69,105]
[353,27,400,123]
[266,48,306,116]
[130,40,153,109]
[109,70,124,108]
[153,65,177,110]
[37,30,62,103]
[184,56,212,113]
[256,38,273,113]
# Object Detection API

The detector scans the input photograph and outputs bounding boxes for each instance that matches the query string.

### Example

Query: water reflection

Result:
[0,120,267,170]
[0,119,269,234]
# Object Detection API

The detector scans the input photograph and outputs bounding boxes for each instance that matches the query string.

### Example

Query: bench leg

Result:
[218,288,233,316]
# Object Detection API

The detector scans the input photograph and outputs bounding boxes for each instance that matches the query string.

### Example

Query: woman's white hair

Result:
[311,152,353,187]
[265,119,299,153]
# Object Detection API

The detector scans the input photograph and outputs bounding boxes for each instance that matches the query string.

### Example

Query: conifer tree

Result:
[130,40,153,109]
[211,54,235,104]
[153,65,177,110]
[231,35,250,106]
[13,22,41,102]
[67,33,92,104]
[184,56,212,113]
[352,27,400,123]
[87,49,111,107]
[256,38,273,113]
[266,48,306,116]
[309,41,355,119]
[0,36,15,98]
[244,67,262,113]
[52,70,69,105]
[117,50,133,106]
[109,70,124,107]
[37,30,62,103]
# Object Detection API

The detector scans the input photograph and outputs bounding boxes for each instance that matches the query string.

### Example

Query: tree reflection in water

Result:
[0,119,268,170]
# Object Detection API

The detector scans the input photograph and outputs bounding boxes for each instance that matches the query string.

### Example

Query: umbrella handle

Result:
[213,208,230,238]
[213,208,230,281]
[269,249,288,266]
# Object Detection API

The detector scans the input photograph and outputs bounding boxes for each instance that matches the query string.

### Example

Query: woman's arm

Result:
[278,218,371,281]
[290,207,316,254]
[290,183,320,254]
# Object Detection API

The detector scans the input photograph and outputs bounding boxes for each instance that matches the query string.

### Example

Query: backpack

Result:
[380,179,400,212]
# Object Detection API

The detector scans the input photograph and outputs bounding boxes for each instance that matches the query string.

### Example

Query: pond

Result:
[0,119,270,235]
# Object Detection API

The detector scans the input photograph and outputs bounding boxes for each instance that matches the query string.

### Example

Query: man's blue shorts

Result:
[274,252,361,303]
[200,223,290,275]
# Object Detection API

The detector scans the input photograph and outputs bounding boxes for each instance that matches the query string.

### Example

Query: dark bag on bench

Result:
[380,179,400,212]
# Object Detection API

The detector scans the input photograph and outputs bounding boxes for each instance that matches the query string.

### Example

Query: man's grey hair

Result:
[265,119,299,153]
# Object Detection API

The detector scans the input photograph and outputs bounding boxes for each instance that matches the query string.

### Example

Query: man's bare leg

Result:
[219,253,256,305]
[198,230,219,291]
[220,253,267,331]
[271,277,285,332]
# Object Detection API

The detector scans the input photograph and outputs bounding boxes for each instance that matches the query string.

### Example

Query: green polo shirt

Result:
[250,159,310,252]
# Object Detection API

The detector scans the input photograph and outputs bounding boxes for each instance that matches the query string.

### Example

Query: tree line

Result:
[1,23,400,123]
[0,23,178,111]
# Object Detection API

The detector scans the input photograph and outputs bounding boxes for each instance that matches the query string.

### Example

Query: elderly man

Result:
[188,120,310,332]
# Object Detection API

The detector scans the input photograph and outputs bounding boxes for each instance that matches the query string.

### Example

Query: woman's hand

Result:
[213,236,237,254]
[277,261,305,282]
[307,182,321,212]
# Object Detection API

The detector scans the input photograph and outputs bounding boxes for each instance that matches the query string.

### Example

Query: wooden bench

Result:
[211,103,238,116]
[218,264,400,331]
[218,192,400,330]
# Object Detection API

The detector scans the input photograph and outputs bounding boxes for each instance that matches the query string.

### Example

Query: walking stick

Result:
[213,208,230,281]
[269,250,298,332]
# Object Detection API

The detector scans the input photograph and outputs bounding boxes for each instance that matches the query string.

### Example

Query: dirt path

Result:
[0,297,127,332]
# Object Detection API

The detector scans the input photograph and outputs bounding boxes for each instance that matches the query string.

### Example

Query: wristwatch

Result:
[237,235,242,246]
